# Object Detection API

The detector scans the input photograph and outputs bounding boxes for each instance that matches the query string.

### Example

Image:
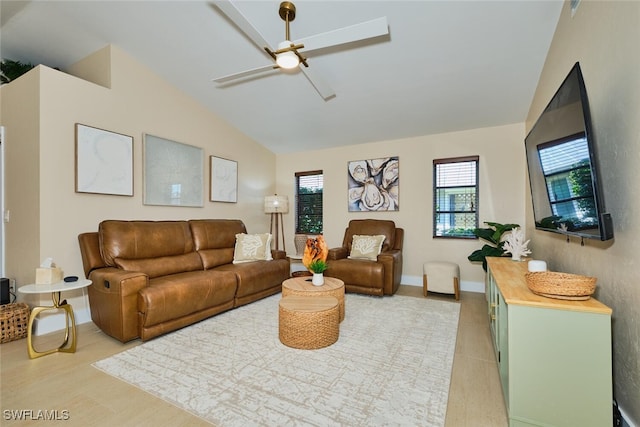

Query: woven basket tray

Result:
[1,302,30,343]
[525,271,596,300]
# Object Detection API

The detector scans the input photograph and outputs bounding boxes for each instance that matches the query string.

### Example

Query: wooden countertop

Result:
[487,257,612,315]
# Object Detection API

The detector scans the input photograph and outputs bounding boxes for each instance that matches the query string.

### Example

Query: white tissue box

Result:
[35,267,64,284]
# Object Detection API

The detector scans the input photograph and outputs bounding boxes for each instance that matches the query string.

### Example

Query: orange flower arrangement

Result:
[302,235,328,271]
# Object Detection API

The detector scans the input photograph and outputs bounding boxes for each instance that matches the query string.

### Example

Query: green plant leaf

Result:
[473,227,498,244]
[0,59,35,84]
[308,259,328,273]
[468,221,520,271]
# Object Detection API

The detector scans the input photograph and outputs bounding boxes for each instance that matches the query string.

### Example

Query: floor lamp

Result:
[264,195,288,251]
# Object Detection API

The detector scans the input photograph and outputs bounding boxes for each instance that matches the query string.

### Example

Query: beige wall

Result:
[1,45,277,331]
[525,1,640,422]
[276,123,527,288]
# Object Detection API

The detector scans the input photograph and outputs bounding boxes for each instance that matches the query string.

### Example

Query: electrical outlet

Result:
[9,279,16,293]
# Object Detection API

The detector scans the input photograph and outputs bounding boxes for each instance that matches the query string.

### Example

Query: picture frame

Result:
[210,156,238,203]
[348,156,399,212]
[143,134,203,207]
[75,123,133,196]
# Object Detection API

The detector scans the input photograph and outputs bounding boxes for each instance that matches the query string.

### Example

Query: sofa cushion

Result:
[348,234,386,261]
[190,219,247,250]
[214,259,288,301]
[100,220,195,265]
[233,233,273,263]
[115,252,203,279]
[190,219,248,269]
[198,248,234,270]
[139,270,237,327]
[99,220,201,278]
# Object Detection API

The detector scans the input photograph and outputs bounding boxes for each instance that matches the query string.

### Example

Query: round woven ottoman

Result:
[279,296,339,350]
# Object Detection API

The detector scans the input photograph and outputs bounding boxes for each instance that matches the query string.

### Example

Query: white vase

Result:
[312,273,324,286]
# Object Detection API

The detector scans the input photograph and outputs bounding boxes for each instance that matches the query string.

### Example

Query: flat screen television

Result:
[525,62,613,241]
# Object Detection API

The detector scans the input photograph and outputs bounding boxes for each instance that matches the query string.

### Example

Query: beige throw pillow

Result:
[348,234,386,261]
[233,233,273,264]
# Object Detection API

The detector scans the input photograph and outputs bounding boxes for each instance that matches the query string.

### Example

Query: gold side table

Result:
[18,279,92,359]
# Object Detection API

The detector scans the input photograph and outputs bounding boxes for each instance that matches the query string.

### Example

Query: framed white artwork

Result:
[75,123,133,196]
[210,156,237,203]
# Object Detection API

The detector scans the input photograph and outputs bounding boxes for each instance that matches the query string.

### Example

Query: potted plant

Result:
[308,259,328,286]
[1,59,35,85]
[467,221,520,271]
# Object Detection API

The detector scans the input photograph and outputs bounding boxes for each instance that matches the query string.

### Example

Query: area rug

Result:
[93,293,460,426]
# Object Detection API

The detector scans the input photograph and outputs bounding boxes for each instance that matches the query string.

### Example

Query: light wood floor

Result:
[1,287,507,426]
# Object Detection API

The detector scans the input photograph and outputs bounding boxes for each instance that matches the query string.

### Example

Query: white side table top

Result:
[19,279,92,294]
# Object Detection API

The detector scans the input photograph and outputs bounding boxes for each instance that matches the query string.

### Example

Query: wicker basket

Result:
[279,296,339,350]
[525,271,596,300]
[0,303,30,343]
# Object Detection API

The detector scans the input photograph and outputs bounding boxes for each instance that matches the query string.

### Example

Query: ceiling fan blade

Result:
[212,1,274,52]
[301,67,336,101]
[213,64,277,83]
[294,17,389,55]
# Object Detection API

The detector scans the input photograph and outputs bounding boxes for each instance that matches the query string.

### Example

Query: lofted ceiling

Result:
[1,0,563,154]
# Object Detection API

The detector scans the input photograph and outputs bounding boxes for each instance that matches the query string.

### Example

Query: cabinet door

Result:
[488,271,499,355]
[497,289,509,408]
[508,305,611,426]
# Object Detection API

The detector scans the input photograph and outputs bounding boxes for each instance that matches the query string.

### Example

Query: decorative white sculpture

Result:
[502,227,531,261]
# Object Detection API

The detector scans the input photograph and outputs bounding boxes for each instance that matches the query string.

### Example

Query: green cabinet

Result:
[487,257,612,427]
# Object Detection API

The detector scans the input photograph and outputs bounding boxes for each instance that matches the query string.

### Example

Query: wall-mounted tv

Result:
[525,62,613,241]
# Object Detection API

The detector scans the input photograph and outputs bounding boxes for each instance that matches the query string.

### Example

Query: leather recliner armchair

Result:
[325,219,403,296]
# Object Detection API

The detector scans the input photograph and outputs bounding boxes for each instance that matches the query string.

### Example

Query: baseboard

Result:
[401,275,484,293]
[33,307,92,336]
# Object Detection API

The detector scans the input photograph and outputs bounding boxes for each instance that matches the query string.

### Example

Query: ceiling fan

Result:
[212,1,389,100]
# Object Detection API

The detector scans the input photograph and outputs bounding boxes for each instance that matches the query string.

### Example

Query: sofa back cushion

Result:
[99,220,202,278]
[342,219,396,252]
[189,219,247,269]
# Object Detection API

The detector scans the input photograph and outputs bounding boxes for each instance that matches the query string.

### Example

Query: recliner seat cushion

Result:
[139,270,237,326]
[325,258,385,288]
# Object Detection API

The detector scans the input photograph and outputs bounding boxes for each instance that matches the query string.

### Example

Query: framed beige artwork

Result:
[143,134,203,207]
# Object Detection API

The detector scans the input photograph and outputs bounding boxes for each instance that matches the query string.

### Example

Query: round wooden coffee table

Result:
[282,276,345,322]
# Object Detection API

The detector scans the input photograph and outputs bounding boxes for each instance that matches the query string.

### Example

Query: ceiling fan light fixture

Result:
[275,40,299,69]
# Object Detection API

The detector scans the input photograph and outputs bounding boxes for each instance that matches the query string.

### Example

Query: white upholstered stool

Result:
[423,261,460,300]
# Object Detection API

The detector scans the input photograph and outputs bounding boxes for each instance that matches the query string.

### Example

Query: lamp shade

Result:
[264,195,289,213]
[275,41,299,69]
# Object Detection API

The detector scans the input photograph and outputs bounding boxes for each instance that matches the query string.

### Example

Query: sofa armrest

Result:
[328,247,348,260]
[378,249,402,264]
[87,267,149,342]
[89,268,149,295]
[271,249,287,260]
[377,249,403,295]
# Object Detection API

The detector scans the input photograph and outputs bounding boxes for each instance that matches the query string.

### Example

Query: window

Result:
[433,156,479,238]
[295,170,323,234]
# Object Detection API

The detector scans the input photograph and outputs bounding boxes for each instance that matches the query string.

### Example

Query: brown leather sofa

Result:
[325,219,403,296]
[78,219,289,342]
